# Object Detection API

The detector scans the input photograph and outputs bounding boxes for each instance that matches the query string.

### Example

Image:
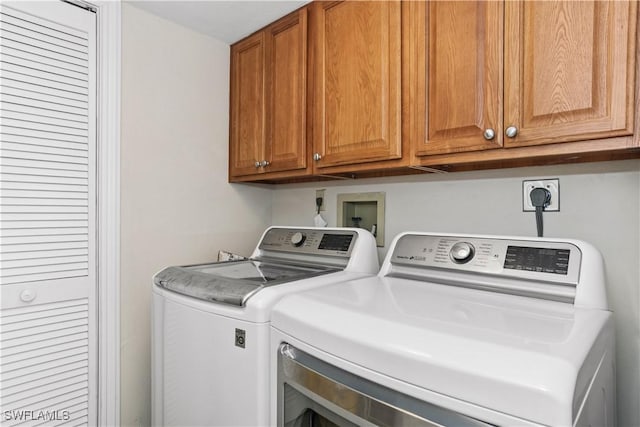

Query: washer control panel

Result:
[259,228,357,257]
[391,234,581,285]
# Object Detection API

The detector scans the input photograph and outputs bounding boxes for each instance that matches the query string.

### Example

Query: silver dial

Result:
[290,232,306,247]
[450,242,475,264]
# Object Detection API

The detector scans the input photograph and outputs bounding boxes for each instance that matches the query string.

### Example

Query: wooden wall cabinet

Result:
[504,1,636,147]
[229,1,639,183]
[411,1,504,156]
[229,31,264,177]
[229,9,308,179]
[308,1,405,172]
[412,0,637,163]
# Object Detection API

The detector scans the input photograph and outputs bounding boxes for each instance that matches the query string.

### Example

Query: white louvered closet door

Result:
[0,2,97,426]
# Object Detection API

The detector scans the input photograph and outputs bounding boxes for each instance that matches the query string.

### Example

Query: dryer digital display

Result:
[504,246,570,275]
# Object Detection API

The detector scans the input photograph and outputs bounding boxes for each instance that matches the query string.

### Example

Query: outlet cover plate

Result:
[522,179,560,212]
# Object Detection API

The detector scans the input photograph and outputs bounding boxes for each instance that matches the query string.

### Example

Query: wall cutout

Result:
[337,192,385,246]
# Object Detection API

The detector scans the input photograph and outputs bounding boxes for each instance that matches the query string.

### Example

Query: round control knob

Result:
[450,242,475,264]
[290,232,306,247]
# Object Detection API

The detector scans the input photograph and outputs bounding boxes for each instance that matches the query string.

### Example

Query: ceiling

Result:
[128,1,310,44]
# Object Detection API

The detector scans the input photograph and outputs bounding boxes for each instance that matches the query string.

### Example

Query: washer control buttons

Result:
[450,242,475,264]
[290,232,306,247]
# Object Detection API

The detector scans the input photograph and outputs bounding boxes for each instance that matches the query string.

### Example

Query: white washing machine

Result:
[151,226,378,427]
[271,232,615,427]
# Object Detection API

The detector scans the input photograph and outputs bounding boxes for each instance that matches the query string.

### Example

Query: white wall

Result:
[120,5,272,426]
[272,159,640,427]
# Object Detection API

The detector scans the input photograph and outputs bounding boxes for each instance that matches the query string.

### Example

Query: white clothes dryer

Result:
[151,226,379,427]
[271,232,615,427]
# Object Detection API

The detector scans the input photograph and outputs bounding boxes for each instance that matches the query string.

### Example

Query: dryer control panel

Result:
[390,234,581,286]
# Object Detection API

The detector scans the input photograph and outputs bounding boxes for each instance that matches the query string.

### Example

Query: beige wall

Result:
[272,159,640,427]
[120,4,272,426]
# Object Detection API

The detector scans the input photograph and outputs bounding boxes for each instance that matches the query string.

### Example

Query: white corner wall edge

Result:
[92,0,121,426]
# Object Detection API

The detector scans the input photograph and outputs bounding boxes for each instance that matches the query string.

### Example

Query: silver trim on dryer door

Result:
[277,343,494,427]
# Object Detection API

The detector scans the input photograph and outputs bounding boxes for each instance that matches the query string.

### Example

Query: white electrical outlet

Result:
[522,179,560,212]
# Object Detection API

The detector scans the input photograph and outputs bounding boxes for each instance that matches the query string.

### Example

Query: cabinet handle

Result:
[483,128,495,140]
[255,161,261,168]
[260,160,270,167]
[313,153,322,161]
[505,126,518,138]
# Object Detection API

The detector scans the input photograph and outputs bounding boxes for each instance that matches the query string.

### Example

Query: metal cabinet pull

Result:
[260,160,270,167]
[483,128,495,140]
[313,153,322,161]
[505,126,518,138]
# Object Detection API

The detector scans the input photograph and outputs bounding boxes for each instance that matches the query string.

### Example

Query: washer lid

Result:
[154,260,338,306]
[271,276,613,426]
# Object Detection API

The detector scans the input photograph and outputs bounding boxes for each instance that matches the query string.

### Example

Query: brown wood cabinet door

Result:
[413,1,503,156]
[504,0,637,147]
[264,9,308,173]
[230,32,266,177]
[310,1,402,169]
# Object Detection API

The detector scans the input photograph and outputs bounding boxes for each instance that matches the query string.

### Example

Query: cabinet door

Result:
[265,9,308,173]
[230,32,266,177]
[504,0,637,147]
[310,1,402,168]
[413,1,503,156]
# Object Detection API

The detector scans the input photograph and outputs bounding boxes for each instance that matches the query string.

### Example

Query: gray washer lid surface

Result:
[154,259,338,306]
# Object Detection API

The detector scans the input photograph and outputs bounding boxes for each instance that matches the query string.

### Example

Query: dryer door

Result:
[277,344,494,427]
